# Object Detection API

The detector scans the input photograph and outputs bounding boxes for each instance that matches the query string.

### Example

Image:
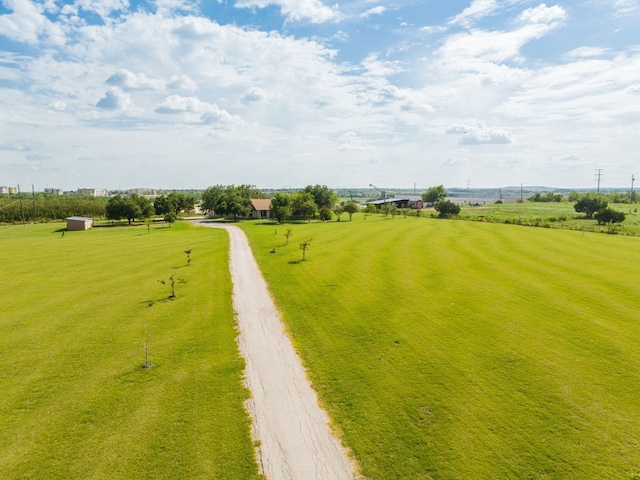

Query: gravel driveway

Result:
[197,221,356,480]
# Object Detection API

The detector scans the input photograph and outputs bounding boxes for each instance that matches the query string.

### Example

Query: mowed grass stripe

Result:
[0,222,260,480]
[241,215,640,479]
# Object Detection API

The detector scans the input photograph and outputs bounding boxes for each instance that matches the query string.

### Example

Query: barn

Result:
[66,216,94,231]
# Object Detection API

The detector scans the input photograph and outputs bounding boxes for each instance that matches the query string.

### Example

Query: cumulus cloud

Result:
[234,0,339,23]
[61,0,129,21]
[240,87,267,104]
[106,69,164,90]
[96,88,132,110]
[446,122,515,145]
[155,95,243,128]
[0,0,65,45]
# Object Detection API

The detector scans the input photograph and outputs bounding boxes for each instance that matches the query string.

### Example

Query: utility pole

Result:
[631,175,636,201]
[521,183,523,202]
[595,169,603,194]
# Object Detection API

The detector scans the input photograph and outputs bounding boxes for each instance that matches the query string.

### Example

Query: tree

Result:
[319,205,332,222]
[270,192,293,223]
[200,184,258,220]
[434,200,460,218]
[106,194,140,224]
[131,194,154,220]
[299,238,312,261]
[284,228,293,245]
[594,208,625,225]
[159,270,186,298]
[343,201,359,221]
[184,248,192,266]
[422,185,447,205]
[574,193,608,219]
[303,184,337,210]
[292,192,317,222]
[164,211,177,225]
[333,203,344,222]
[200,185,226,216]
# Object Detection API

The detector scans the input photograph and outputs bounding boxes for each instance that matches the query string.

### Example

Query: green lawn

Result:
[241,215,640,479]
[0,221,260,480]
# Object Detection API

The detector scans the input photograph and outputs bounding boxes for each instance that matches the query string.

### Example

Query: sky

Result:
[1,0,639,191]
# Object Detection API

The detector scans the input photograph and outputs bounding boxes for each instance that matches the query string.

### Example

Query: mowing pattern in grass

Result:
[242,216,640,479]
[0,222,260,480]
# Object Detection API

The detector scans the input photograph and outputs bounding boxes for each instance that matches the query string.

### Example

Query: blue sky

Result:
[1,0,639,191]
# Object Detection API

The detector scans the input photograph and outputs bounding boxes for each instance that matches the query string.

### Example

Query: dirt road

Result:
[197,221,356,480]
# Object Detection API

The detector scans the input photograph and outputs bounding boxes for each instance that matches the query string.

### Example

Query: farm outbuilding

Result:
[66,216,93,231]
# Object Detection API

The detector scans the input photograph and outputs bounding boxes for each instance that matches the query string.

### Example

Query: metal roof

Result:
[66,216,93,221]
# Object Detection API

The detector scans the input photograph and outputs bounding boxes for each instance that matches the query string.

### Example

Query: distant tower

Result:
[595,169,603,193]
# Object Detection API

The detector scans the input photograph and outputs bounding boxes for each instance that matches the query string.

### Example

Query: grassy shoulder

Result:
[0,221,260,480]
[241,214,640,479]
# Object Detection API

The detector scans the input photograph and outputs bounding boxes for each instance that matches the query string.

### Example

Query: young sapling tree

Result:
[159,270,186,298]
[299,238,312,261]
[284,228,293,245]
[184,248,192,266]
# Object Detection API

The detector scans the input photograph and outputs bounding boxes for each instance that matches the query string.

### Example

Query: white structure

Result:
[66,216,94,231]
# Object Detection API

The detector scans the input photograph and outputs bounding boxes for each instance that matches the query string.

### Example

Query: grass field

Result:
[457,201,640,235]
[241,214,640,479]
[0,221,260,480]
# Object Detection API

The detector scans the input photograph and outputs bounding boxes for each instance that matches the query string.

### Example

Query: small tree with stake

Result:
[159,271,186,298]
[299,238,312,261]
[184,248,192,266]
[284,228,293,245]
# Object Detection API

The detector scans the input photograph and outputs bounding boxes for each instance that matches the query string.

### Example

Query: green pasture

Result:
[0,221,260,480]
[457,201,640,235]
[241,215,640,479]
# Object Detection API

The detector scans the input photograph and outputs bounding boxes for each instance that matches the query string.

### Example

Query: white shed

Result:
[66,216,94,231]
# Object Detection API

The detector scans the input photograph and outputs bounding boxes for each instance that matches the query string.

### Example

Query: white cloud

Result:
[96,88,132,110]
[436,4,566,68]
[240,87,267,103]
[564,47,609,59]
[449,0,499,27]
[155,95,243,127]
[613,0,639,17]
[0,0,65,45]
[360,6,386,18]
[106,69,164,90]
[234,0,339,23]
[446,122,515,145]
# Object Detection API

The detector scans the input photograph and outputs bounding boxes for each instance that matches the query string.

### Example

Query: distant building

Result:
[0,186,18,194]
[250,198,272,219]
[66,216,93,231]
[128,188,157,196]
[77,188,108,197]
[367,196,424,209]
[44,188,63,195]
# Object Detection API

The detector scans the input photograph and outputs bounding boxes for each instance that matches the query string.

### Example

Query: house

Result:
[250,199,272,219]
[66,216,93,231]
